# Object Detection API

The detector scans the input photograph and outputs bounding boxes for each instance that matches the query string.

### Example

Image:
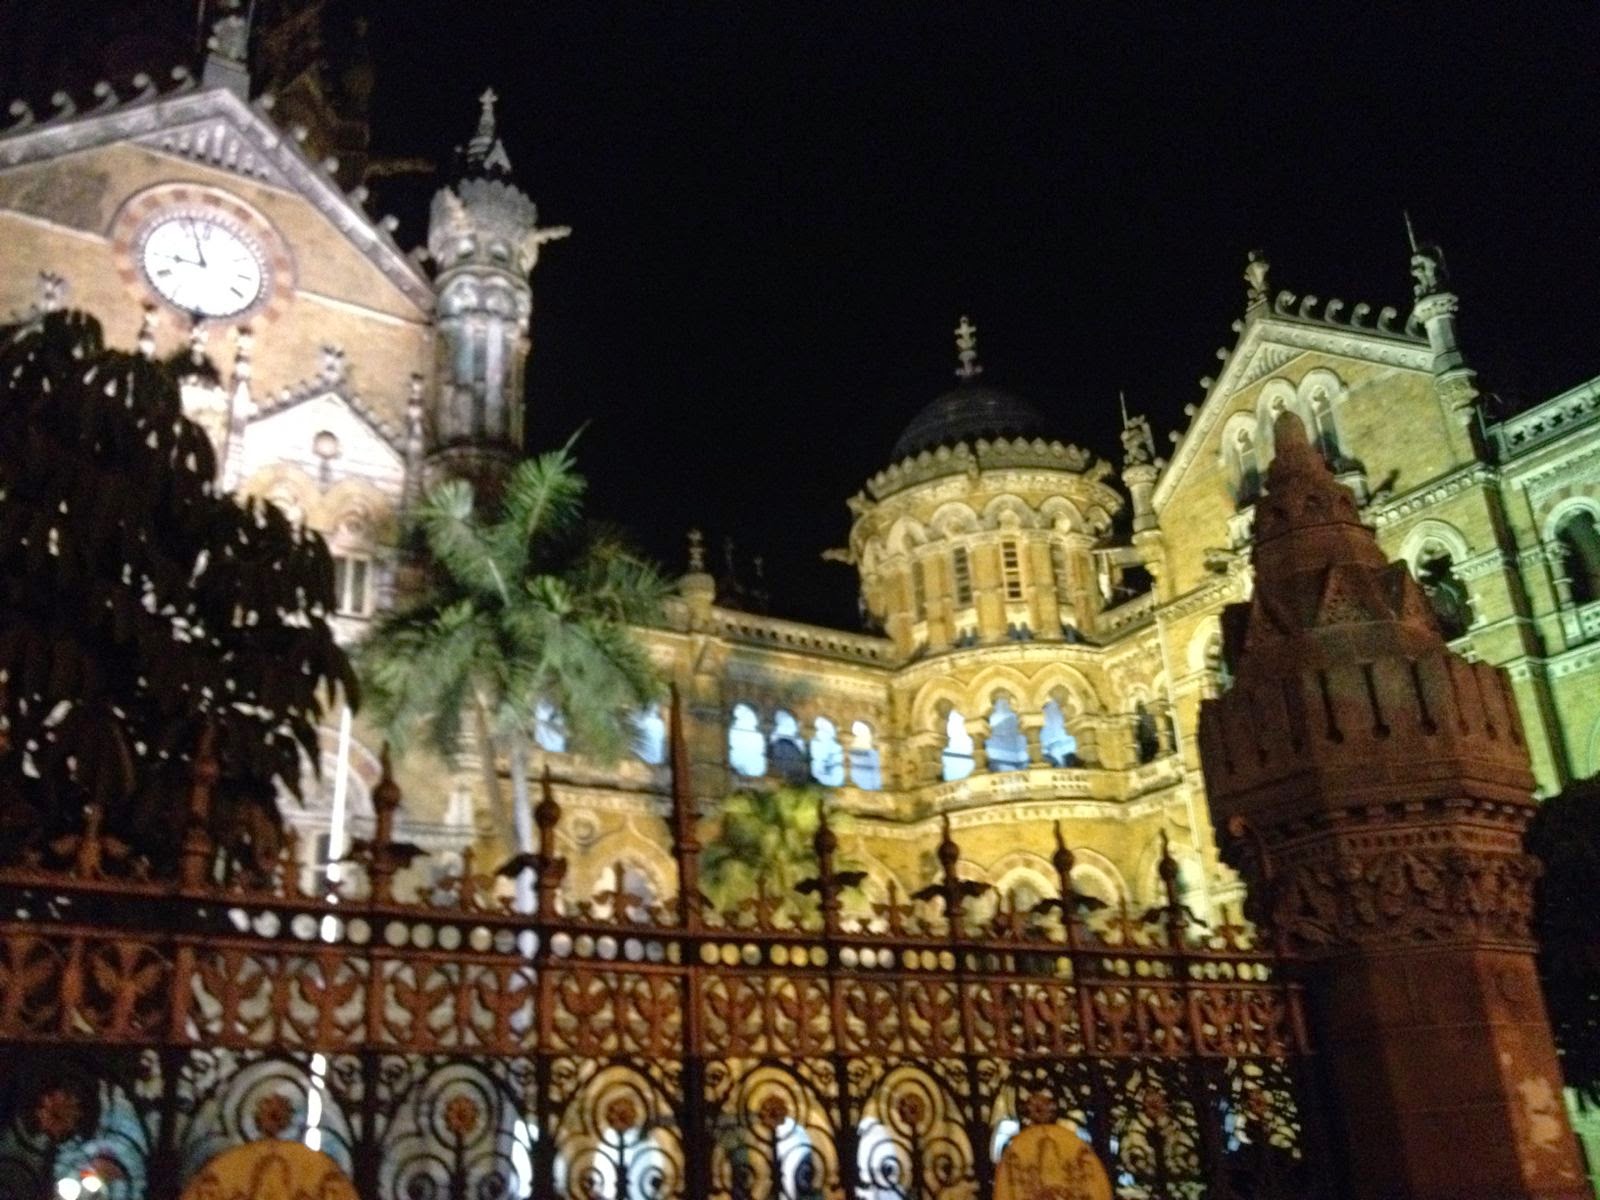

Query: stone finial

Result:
[953,315,981,380]
[1404,211,1448,300]
[1118,392,1155,468]
[202,0,251,97]
[232,326,253,383]
[1243,249,1271,308]
[686,528,706,573]
[319,345,346,386]
[465,86,514,175]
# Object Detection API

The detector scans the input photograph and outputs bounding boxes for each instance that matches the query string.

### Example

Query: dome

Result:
[890,379,1049,462]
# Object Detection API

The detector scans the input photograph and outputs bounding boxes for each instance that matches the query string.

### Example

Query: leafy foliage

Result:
[360,437,668,772]
[0,311,355,874]
[702,783,859,918]
[1525,775,1600,1104]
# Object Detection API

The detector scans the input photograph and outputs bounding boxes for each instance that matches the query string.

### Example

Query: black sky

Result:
[11,4,1600,628]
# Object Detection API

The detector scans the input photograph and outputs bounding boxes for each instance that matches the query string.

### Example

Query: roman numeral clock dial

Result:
[138,213,266,319]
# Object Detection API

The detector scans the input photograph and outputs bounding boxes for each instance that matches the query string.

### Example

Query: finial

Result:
[687,528,706,572]
[465,86,513,175]
[202,0,252,97]
[1403,209,1419,254]
[1244,249,1271,307]
[232,325,253,383]
[1403,213,1448,300]
[319,344,346,386]
[953,315,981,380]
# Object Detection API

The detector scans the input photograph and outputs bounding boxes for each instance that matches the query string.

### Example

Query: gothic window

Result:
[769,709,810,784]
[331,553,373,617]
[1233,428,1261,503]
[941,708,975,782]
[911,558,928,621]
[810,716,846,787]
[1416,541,1472,638]
[848,720,883,790]
[533,700,567,753]
[1039,699,1079,766]
[952,546,974,607]
[631,702,666,765]
[728,704,766,777]
[1308,385,1341,463]
[1001,541,1025,601]
[985,696,1030,772]
[1133,702,1160,764]
[1555,509,1600,605]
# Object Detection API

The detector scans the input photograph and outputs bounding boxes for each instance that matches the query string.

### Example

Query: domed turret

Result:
[846,318,1123,656]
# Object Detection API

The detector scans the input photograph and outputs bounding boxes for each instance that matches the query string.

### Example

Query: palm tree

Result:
[702,783,860,922]
[360,440,668,908]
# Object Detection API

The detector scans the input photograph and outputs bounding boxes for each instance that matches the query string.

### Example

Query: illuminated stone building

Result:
[3,10,1600,943]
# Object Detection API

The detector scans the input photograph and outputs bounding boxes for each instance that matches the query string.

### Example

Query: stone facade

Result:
[2,26,1599,942]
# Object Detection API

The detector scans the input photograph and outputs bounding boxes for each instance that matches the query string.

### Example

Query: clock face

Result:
[138,214,266,318]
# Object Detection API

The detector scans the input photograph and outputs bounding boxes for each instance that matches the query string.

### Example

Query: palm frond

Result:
[413,480,511,601]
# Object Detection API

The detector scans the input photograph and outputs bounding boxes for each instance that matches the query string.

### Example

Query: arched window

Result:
[910,558,928,621]
[810,716,845,786]
[1308,384,1340,463]
[533,700,567,753]
[1234,428,1260,503]
[849,721,883,790]
[1133,702,1160,764]
[1039,699,1078,766]
[769,709,809,784]
[952,546,974,607]
[942,709,975,782]
[1555,509,1600,605]
[1415,541,1472,638]
[1001,540,1025,601]
[728,704,766,777]
[631,702,666,765]
[985,696,1029,771]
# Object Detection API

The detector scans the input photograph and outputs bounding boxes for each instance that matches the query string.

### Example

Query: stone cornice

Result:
[0,82,433,311]
[1366,462,1497,529]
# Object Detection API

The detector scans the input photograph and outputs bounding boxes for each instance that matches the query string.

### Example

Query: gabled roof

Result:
[1152,288,1432,511]
[0,76,432,312]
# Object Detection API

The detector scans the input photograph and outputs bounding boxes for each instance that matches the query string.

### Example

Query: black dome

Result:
[890,380,1049,462]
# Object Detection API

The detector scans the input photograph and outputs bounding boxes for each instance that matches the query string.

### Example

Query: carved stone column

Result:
[1020,715,1045,768]
[965,718,990,774]
[1199,414,1586,1200]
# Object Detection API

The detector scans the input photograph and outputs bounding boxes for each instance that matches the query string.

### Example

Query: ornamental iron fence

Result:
[0,708,1322,1199]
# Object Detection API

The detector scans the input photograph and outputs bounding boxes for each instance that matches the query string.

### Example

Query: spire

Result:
[464,87,514,176]
[954,315,982,381]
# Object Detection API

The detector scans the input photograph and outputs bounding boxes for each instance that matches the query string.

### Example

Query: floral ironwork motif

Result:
[0,734,1320,1198]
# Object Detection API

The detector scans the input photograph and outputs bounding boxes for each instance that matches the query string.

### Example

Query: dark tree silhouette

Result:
[0,310,355,878]
[1524,774,1600,1105]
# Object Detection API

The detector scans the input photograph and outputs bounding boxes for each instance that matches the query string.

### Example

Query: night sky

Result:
[10,5,1600,627]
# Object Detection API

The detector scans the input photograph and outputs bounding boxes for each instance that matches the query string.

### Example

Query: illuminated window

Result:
[941,709,974,782]
[911,559,928,621]
[848,721,882,790]
[331,554,373,616]
[631,703,666,764]
[728,704,766,777]
[984,696,1029,771]
[1001,541,1024,601]
[810,716,845,786]
[533,700,567,753]
[952,546,973,607]
[1040,699,1078,766]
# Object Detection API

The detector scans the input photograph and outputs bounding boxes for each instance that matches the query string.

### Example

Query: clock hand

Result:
[188,220,207,268]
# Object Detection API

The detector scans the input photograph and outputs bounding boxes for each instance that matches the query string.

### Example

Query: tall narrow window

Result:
[911,559,928,621]
[952,546,973,607]
[941,709,975,782]
[332,554,373,616]
[1001,541,1024,601]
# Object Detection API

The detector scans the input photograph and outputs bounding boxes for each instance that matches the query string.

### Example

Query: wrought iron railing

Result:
[0,706,1320,1200]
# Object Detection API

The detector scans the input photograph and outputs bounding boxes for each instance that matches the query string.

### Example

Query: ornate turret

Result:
[1405,213,1480,434]
[849,318,1121,654]
[1199,413,1585,1200]
[426,88,570,495]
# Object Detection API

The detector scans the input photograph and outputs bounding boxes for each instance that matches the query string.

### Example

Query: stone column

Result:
[965,718,990,774]
[1020,714,1045,768]
[1198,413,1587,1200]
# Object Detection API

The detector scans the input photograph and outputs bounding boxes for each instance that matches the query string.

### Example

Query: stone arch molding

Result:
[1399,518,1471,568]
[1541,493,1600,542]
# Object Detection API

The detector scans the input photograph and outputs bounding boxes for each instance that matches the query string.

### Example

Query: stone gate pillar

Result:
[1198,413,1587,1200]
